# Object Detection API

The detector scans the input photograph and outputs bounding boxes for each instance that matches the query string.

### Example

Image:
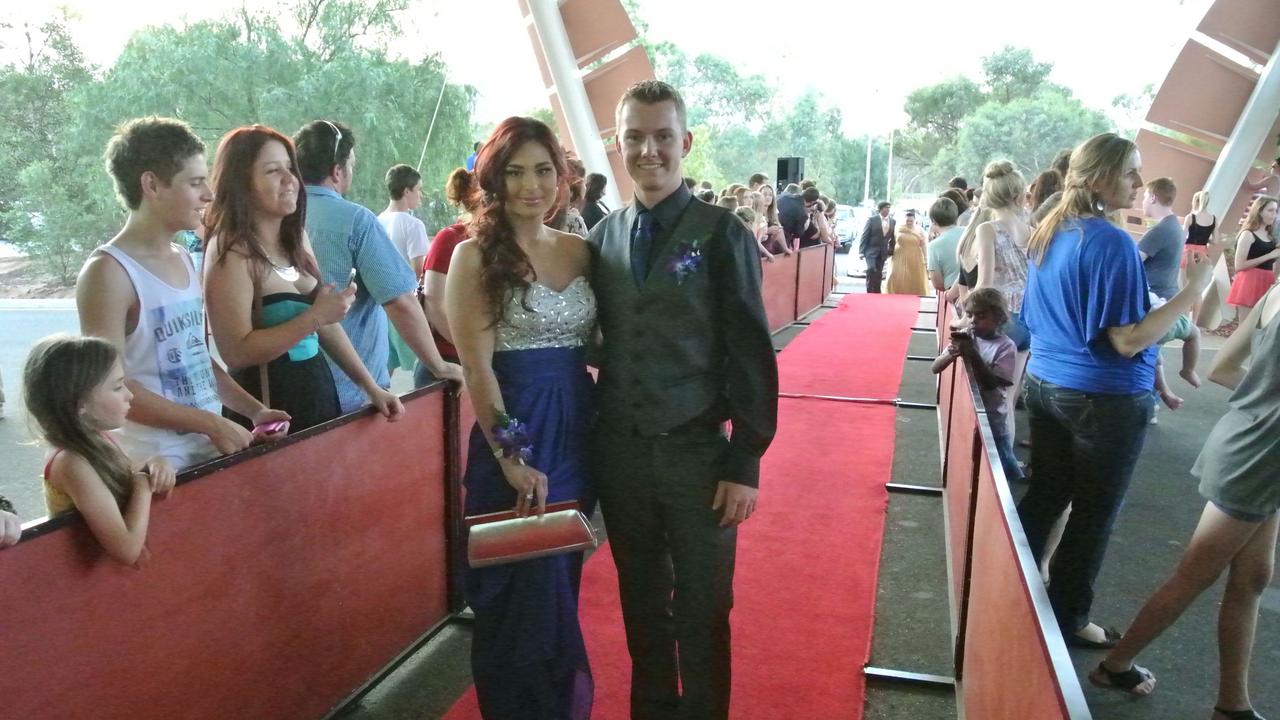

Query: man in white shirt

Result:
[377,163,432,381]
[378,164,430,277]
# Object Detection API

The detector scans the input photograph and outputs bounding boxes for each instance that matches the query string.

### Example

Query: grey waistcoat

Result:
[594,200,730,434]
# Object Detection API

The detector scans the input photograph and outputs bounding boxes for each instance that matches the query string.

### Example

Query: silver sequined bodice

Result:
[495,276,597,351]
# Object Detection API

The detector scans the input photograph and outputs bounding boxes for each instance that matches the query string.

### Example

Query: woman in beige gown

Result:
[887,210,929,295]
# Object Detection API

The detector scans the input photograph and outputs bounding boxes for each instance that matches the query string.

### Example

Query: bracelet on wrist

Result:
[491,410,534,464]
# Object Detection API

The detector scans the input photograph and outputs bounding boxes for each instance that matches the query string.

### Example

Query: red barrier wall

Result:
[961,434,1087,719]
[0,250,835,718]
[944,367,978,635]
[0,389,451,720]
[938,358,1093,718]
[761,252,800,332]
[796,245,828,318]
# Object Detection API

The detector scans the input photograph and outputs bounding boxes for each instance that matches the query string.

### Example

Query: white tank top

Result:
[97,244,221,468]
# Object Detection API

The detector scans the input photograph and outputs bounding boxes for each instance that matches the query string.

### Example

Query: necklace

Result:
[268,259,299,282]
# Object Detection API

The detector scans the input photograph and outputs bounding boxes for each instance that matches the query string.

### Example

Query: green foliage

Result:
[0,13,99,280]
[981,45,1053,104]
[903,77,983,144]
[899,45,1112,191]
[946,91,1109,180]
[636,37,882,205]
[0,0,476,282]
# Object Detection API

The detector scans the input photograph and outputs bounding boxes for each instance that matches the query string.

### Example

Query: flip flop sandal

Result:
[1213,707,1267,720]
[1088,662,1156,696]
[1067,625,1122,649]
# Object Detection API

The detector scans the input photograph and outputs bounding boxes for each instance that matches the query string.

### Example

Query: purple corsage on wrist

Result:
[491,410,534,463]
[666,239,704,285]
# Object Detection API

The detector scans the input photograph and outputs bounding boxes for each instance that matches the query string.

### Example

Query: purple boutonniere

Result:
[666,238,704,285]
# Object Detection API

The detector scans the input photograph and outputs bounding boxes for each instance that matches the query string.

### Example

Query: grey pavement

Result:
[0,301,78,520]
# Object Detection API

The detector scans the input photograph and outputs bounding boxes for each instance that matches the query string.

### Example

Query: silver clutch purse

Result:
[465,501,599,568]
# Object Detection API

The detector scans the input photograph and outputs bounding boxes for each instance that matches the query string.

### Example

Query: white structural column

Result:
[1199,41,1280,325]
[1203,41,1280,216]
[527,0,623,210]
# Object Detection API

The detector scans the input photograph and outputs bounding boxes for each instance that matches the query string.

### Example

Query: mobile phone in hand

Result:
[252,420,289,438]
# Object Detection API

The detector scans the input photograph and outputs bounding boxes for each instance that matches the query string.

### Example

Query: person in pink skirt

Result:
[1226,196,1279,313]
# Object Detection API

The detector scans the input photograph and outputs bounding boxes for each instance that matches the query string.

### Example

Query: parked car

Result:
[834,204,862,253]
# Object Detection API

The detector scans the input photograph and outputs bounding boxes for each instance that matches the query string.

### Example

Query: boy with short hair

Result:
[77,117,288,469]
[378,163,431,380]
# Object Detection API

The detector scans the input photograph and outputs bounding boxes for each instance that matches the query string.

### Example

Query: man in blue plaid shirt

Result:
[293,120,462,413]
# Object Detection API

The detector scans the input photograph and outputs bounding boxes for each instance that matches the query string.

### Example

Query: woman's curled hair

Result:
[468,117,569,326]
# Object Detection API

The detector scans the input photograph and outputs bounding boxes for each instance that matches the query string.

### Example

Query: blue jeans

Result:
[1016,372,1153,634]
[991,425,1024,482]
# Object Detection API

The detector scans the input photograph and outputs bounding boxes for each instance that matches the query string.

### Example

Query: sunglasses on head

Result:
[320,120,343,168]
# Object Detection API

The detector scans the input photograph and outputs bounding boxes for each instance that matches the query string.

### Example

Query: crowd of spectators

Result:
[924,133,1280,717]
[0,115,852,554]
[5,106,1278,720]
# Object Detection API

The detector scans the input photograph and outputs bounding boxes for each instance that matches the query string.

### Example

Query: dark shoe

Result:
[1088,662,1155,696]
[1214,707,1267,720]
[1067,625,1122,649]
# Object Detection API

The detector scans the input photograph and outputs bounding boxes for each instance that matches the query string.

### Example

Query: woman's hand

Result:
[500,458,548,517]
[367,387,405,422]
[250,407,292,442]
[1185,250,1213,290]
[309,282,356,326]
[139,458,177,498]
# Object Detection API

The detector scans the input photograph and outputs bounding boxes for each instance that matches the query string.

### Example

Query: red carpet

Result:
[444,293,920,718]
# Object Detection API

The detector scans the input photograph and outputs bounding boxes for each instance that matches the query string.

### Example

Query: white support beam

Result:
[527,0,624,210]
[1197,40,1280,327]
[1203,41,1280,217]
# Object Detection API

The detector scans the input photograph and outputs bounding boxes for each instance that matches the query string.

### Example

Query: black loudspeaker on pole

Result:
[776,157,804,192]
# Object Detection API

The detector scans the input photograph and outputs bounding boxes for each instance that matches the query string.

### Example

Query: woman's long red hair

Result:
[205,125,320,281]
[468,117,568,325]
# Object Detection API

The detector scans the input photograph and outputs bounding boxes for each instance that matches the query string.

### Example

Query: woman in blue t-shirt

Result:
[1017,133,1213,649]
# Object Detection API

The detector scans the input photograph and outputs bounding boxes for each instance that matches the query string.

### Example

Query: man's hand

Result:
[712,481,758,528]
[203,414,254,455]
[430,361,464,384]
[369,388,406,422]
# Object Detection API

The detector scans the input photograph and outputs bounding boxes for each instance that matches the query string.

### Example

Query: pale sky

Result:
[4,0,1218,136]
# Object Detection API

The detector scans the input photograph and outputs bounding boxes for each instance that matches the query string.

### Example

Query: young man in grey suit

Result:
[859,201,895,293]
[587,80,779,720]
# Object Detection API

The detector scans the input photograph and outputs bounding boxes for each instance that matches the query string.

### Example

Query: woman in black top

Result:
[581,172,609,230]
[1181,190,1219,323]
[1226,197,1279,312]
